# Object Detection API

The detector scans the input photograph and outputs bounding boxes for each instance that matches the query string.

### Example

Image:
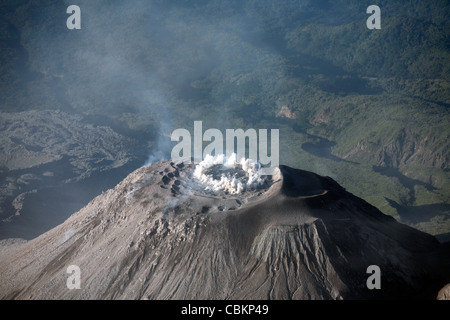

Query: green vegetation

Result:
[0,0,449,237]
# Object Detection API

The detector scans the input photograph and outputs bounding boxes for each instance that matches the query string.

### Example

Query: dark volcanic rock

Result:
[0,110,140,239]
[0,160,449,300]
[0,110,134,172]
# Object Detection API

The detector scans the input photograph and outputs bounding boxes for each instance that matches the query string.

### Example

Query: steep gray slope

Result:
[0,160,448,299]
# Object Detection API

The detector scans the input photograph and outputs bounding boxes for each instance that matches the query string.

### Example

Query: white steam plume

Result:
[193,153,264,194]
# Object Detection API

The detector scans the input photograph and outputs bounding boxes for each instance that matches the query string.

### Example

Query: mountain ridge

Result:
[0,0,449,237]
[0,160,448,300]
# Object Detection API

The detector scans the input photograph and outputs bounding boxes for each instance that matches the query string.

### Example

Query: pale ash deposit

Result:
[193,153,274,194]
[0,160,449,300]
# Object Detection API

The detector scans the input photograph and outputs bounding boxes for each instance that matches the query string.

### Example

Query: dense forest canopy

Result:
[0,0,449,238]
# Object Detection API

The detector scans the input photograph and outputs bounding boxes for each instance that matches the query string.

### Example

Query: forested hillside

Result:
[0,0,449,239]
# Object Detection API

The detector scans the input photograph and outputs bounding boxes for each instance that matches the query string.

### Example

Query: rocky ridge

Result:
[0,110,140,239]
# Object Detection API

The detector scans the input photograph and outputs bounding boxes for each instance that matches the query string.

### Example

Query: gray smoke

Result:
[12,0,295,167]
[69,1,286,149]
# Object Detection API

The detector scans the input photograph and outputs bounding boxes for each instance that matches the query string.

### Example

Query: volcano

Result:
[0,158,449,300]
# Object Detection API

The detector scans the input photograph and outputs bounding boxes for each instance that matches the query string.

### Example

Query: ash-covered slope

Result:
[0,159,449,300]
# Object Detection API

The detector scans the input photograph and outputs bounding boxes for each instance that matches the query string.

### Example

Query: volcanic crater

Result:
[0,158,449,300]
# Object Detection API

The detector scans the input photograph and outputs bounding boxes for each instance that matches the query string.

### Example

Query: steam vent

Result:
[0,157,449,300]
